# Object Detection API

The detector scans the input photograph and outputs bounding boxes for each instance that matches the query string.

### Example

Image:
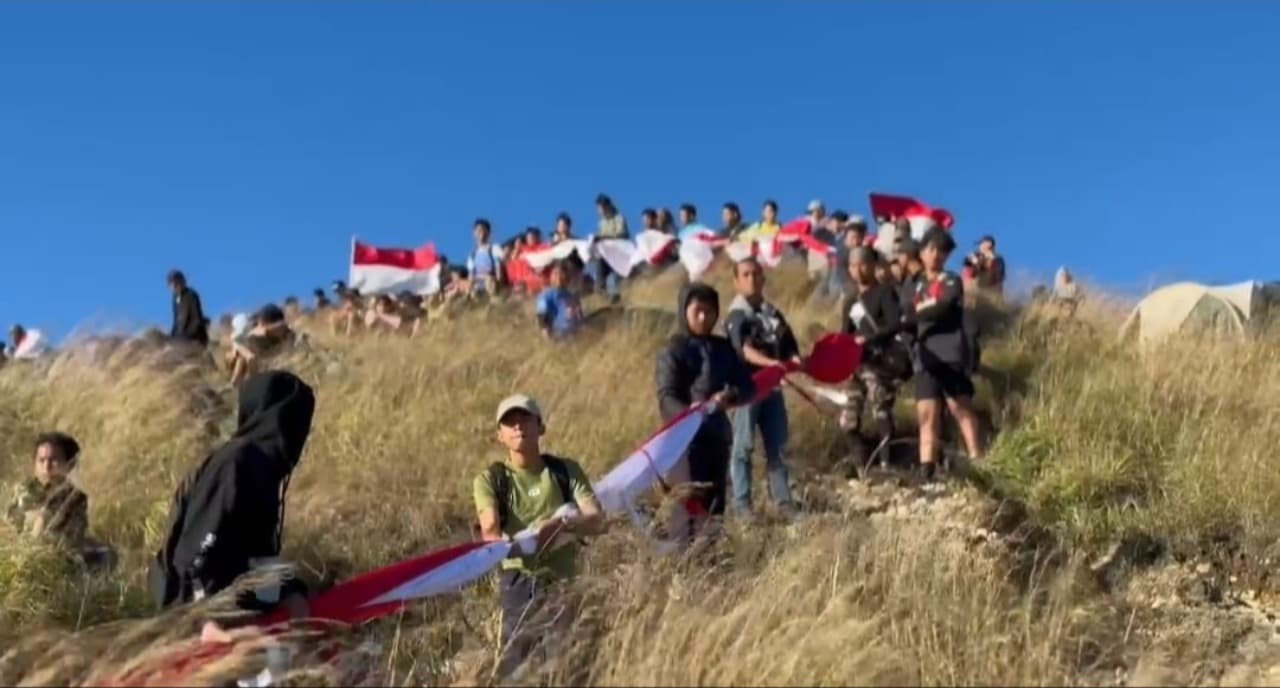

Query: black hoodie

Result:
[655,282,755,422]
[149,371,315,608]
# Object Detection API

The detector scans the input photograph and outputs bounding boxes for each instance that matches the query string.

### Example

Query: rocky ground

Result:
[831,471,1280,687]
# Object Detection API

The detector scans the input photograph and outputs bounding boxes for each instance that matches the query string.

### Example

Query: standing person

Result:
[552,213,573,244]
[474,394,605,678]
[656,282,756,525]
[805,200,831,283]
[640,208,660,232]
[535,260,585,340]
[724,258,801,516]
[752,200,782,239]
[677,203,704,237]
[823,213,869,299]
[839,248,909,472]
[167,270,210,348]
[467,219,507,297]
[909,229,984,480]
[312,289,332,313]
[722,202,749,241]
[594,194,628,303]
[657,208,678,235]
[965,235,1007,299]
[149,371,314,623]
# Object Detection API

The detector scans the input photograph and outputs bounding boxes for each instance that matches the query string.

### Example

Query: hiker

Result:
[331,288,363,336]
[6,324,50,360]
[536,260,585,340]
[552,212,573,244]
[473,394,604,678]
[909,229,985,479]
[641,208,660,232]
[312,288,332,313]
[656,282,756,525]
[824,213,870,299]
[467,218,507,298]
[396,292,426,336]
[229,304,298,386]
[893,240,925,318]
[839,247,910,472]
[657,208,678,236]
[595,194,628,303]
[805,200,832,283]
[723,258,800,516]
[750,199,782,240]
[167,270,210,348]
[964,234,1006,299]
[7,432,88,546]
[1053,266,1080,316]
[722,202,750,241]
[149,371,314,627]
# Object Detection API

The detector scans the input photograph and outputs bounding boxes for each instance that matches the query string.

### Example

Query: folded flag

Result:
[349,240,442,296]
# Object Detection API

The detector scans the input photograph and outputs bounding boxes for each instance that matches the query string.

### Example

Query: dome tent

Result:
[1118,281,1279,344]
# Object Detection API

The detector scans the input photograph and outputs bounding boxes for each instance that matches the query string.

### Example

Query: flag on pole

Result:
[349,240,442,295]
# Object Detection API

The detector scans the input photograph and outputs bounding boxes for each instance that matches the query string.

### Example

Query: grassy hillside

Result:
[2,262,1278,685]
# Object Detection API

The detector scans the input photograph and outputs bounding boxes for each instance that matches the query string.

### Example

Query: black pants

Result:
[687,420,732,516]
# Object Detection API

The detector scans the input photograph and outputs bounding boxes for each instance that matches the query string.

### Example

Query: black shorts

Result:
[913,362,975,401]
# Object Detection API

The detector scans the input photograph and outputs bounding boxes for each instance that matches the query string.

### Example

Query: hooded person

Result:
[149,371,316,615]
[655,282,755,526]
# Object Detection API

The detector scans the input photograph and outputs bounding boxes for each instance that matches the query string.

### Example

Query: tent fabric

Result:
[1119,281,1270,343]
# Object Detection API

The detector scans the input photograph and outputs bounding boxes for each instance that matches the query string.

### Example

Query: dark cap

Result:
[977,234,996,247]
[257,304,286,325]
[831,210,850,223]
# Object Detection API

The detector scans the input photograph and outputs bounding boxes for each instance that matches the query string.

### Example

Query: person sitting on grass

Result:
[473,394,605,679]
[908,228,985,481]
[229,304,298,387]
[6,432,88,547]
[535,260,585,340]
[149,371,315,640]
[656,282,755,537]
[330,288,364,336]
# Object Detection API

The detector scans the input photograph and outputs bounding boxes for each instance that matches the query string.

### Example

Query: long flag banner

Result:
[114,332,860,686]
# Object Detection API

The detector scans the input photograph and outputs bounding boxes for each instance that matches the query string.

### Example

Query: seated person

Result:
[230,305,297,386]
[7,432,88,546]
[330,289,364,336]
[396,292,426,336]
[535,261,585,340]
[442,266,472,305]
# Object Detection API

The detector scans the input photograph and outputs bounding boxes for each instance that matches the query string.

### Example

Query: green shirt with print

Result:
[472,457,595,581]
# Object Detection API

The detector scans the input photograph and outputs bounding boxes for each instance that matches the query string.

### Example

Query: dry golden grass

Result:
[1,261,1276,685]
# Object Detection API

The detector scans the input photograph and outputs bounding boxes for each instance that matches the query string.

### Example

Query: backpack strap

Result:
[541,455,575,507]
[486,462,513,532]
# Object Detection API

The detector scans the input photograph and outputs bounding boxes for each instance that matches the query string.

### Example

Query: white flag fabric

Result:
[593,407,708,514]
[678,238,716,281]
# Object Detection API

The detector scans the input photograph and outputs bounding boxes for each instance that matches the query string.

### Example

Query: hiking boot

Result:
[918,462,939,483]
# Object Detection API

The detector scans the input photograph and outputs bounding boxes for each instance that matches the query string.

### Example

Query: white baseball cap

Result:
[495,394,543,424]
[807,199,825,212]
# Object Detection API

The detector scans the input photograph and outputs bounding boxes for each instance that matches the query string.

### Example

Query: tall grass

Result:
[1,262,1275,685]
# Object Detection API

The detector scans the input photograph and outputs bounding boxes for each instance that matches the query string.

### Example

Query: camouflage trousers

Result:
[838,365,898,439]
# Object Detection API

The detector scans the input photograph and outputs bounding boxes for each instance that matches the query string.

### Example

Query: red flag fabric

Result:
[802,333,862,384]
[868,192,954,230]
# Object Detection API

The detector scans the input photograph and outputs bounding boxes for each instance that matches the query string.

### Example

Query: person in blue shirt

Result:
[467,218,506,296]
[535,260,584,340]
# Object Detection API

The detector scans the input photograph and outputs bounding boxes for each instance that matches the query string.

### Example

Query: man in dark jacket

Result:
[839,248,909,472]
[724,258,800,515]
[908,229,984,480]
[655,282,755,524]
[149,370,315,621]
[168,270,210,347]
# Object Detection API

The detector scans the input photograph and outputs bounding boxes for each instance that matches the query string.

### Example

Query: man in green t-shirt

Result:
[473,394,605,677]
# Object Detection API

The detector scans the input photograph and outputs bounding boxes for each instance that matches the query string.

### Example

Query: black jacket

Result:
[724,294,799,374]
[149,371,315,608]
[907,271,968,367]
[655,283,756,422]
[171,287,210,346]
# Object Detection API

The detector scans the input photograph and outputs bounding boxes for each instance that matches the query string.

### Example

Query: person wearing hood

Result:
[149,370,315,623]
[655,282,756,527]
[723,258,801,516]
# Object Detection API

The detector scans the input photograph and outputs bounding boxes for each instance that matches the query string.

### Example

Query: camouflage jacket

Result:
[5,478,89,545]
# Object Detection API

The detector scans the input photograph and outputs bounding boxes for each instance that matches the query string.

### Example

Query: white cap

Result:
[495,394,543,424]
[807,199,825,212]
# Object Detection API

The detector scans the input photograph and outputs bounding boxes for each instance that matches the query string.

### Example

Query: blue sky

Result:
[3,2,1279,340]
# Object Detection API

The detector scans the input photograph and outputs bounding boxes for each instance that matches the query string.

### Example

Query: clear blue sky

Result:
[3,2,1279,341]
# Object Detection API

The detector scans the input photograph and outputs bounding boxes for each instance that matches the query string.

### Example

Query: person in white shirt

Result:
[7,325,50,360]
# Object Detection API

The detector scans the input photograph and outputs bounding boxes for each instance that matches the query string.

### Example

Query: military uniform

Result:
[839,281,910,468]
[6,478,88,545]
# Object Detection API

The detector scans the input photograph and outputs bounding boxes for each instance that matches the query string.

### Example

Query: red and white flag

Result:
[869,192,955,240]
[349,240,442,295]
[522,240,593,272]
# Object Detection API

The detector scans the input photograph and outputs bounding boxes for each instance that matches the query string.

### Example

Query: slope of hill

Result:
[3,263,1280,686]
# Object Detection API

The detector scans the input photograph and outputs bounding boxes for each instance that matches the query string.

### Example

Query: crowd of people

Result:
[3,189,1059,680]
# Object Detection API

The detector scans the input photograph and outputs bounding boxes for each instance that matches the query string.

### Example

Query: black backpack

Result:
[485,455,575,531]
